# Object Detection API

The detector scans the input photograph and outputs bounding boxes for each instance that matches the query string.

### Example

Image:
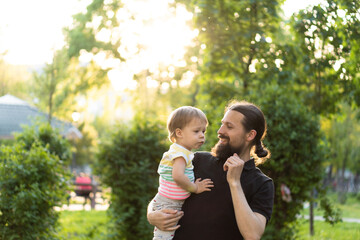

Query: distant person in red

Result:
[75,172,92,207]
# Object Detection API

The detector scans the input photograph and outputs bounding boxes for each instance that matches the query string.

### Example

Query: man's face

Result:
[212,110,248,161]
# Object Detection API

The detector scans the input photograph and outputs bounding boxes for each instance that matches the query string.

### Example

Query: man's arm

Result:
[224,154,267,240]
[147,198,184,231]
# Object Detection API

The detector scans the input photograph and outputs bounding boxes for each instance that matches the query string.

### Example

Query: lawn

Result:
[56,210,359,240]
[56,193,360,239]
[56,210,108,240]
[296,218,360,240]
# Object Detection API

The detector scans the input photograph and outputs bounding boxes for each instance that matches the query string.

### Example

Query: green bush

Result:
[96,118,168,239]
[254,85,324,240]
[0,143,68,240]
[15,123,72,162]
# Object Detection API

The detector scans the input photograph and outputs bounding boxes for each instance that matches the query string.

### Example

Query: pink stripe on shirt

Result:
[158,178,190,199]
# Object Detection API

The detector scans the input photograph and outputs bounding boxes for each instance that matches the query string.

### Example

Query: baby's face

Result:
[177,118,207,151]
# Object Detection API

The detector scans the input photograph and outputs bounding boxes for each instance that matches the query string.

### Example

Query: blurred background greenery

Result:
[1,0,359,239]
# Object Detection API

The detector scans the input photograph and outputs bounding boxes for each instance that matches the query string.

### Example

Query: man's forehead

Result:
[222,110,244,125]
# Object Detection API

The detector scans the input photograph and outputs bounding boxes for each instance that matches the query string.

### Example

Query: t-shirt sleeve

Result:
[249,180,274,223]
[169,152,189,164]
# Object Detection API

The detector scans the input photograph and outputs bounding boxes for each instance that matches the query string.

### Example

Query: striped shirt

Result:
[157,143,195,200]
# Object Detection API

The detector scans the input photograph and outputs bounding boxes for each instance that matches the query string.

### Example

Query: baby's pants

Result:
[151,193,184,240]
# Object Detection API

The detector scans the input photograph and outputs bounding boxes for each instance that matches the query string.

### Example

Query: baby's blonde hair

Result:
[167,106,208,143]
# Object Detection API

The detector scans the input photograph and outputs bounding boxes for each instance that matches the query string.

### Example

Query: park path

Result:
[56,203,109,211]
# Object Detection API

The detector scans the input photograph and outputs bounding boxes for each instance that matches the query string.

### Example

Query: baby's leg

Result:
[151,193,184,240]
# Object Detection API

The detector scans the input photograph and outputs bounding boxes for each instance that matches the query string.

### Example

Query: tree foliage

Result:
[31,48,108,122]
[179,0,286,93]
[290,0,360,114]
[96,117,168,239]
[321,103,360,202]
[254,85,324,239]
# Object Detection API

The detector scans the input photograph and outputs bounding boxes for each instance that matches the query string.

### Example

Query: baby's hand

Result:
[194,178,214,194]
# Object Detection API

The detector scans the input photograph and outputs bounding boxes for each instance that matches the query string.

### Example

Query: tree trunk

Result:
[338,152,349,204]
[48,65,55,124]
[326,164,333,188]
[309,189,314,236]
[354,172,360,192]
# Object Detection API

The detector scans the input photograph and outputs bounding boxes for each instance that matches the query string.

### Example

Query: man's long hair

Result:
[212,100,270,165]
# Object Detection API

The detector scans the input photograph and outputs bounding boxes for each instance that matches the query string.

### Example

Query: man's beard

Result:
[211,134,245,162]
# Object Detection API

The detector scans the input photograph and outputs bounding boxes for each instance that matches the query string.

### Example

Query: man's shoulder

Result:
[192,151,216,165]
[194,151,213,159]
[254,167,273,182]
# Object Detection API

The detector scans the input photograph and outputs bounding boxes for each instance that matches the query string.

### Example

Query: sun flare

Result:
[82,0,198,91]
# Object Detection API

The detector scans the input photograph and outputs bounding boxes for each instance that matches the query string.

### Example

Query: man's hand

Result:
[194,178,214,194]
[223,153,244,186]
[147,209,184,231]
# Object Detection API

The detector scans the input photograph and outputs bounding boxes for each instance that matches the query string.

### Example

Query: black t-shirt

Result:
[173,152,274,240]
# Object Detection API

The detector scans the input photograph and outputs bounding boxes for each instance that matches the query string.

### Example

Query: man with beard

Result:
[147,101,274,240]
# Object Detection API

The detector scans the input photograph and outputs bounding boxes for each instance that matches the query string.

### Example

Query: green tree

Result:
[255,85,324,239]
[96,117,168,239]
[31,48,108,123]
[322,103,360,202]
[290,0,360,114]
[178,0,286,93]
[32,49,69,123]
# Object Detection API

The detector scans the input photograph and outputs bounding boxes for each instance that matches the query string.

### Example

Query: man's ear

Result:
[175,128,183,138]
[247,130,257,142]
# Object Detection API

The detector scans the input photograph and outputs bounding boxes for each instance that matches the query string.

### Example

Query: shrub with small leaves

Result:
[96,118,168,240]
[15,123,71,162]
[0,123,70,239]
[0,143,68,240]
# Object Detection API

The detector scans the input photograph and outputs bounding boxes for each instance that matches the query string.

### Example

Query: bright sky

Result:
[0,0,89,65]
[0,0,323,66]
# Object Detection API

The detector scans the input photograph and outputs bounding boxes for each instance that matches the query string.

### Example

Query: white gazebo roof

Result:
[0,94,82,140]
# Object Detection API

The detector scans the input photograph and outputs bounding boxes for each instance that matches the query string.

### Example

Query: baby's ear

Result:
[175,128,183,138]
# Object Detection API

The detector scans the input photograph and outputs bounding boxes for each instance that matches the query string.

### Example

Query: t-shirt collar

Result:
[244,158,256,171]
[172,143,194,155]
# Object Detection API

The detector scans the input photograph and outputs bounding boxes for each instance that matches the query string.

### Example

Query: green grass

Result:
[56,210,108,240]
[296,219,360,240]
[301,193,360,219]
[339,194,360,218]
[56,210,359,240]
[56,193,360,240]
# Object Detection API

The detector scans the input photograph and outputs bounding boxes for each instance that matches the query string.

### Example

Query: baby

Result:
[151,106,213,240]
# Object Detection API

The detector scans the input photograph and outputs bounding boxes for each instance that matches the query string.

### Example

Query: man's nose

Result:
[218,125,224,135]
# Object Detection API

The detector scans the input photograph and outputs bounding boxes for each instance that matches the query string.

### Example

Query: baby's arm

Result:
[172,157,213,194]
